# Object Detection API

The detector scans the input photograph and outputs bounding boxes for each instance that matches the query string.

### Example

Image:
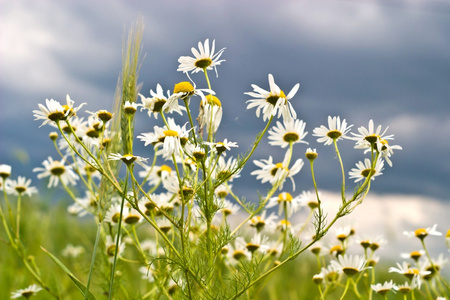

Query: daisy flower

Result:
[389,261,430,288]
[62,244,85,258]
[138,118,190,159]
[251,151,304,190]
[139,84,185,118]
[11,284,42,299]
[268,119,308,148]
[330,254,369,276]
[205,138,238,155]
[371,280,397,296]
[108,153,148,167]
[245,74,300,122]
[249,210,278,232]
[379,139,402,167]
[396,281,416,295]
[245,232,270,254]
[400,250,425,262]
[33,95,86,127]
[105,235,126,263]
[350,119,394,152]
[220,199,241,217]
[33,157,79,188]
[138,164,175,187]
[298,190,321,209]
[313,116,353,145]
[177,38,226,77]
[403,224,442,240]
[123,101,138,115]
[5,176,38,197]
[305,148,318,161]
[212,156,241,182]
[0,164,12,178]
[198,94,223,134]
[348,157,384,183]
[227,237,252,263]
[267,192,304,217]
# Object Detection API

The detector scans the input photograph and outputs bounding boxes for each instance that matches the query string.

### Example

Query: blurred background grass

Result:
[0,196,427,299]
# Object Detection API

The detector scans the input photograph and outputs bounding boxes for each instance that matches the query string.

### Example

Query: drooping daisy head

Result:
[177,39,226,77]
[139,84,185,118]
[108,153,148,167]
[313,116,353,146]
[245,74,300,122]
[33,96,86,127]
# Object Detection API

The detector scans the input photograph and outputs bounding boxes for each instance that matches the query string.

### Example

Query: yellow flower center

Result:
[414,228,427,238]
[246,243,260,253]
[266,90,287,106]
[271,163,287,176]
[163,130,179,137]
[410,251,422,260]
[174,81,195,94]
[233,250,246,260]
[121,154,137,164]
[157,165,172,177]
[153,99,166,112]
[124,214,140,225]
[205,94,221,107]
[15,186,27,194]
[277,192,293,203]
[329,245,343,255]
[195,58,213,69]
[446,229,450,238]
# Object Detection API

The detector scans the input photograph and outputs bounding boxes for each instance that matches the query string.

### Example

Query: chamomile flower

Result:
[227,237,251,263]
[245,232,270,254]
[389,261,430,288]
[348,157,384,183]
[330,254,369,276]
[401,250,425,262]
[62,244,85,258]
[220,199,241,217]
[350,119,394,152]
[11,284,42,299]
[267,192,305,217]
[206,139,238,156]
[251,151,304,190]
[139,266,155,282]
[177,39,226,77]
[249,210,278,232]
[33,95,86,127]
[198,94,223,134]
[268,119,308,148]
[0,164,12,178]
[403,224,442,240]
[139,84,185,118]
[378,139,402,167]
[138,164,176,187]
[313,116,353,145]
[138,118,190,159]
[5,176,38,197]
[212,156,241,182]
[371,280,397,296]
[105,235,126,263]
[245,74,300,122]
[33,157,79,188]
[108,153,148,167]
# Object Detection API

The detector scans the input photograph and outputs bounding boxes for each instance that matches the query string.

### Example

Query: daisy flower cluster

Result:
[309,222,450,299]
[1,33,414,299]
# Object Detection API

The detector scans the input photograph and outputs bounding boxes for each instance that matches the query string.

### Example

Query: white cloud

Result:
[318,191,449,257]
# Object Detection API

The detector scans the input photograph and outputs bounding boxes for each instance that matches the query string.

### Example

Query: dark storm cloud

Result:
[1,0,449,200]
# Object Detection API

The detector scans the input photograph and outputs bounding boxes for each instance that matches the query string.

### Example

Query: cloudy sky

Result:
[1,0,450,250]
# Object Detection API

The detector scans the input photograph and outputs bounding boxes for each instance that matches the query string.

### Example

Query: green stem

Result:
[16,193,22,240]
[108,170,129,300]
[85,221,102,300]
[333,139,346,201]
